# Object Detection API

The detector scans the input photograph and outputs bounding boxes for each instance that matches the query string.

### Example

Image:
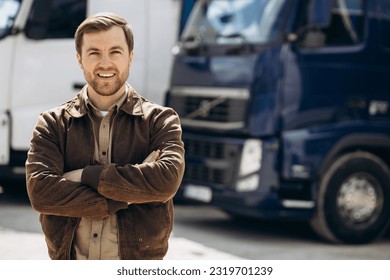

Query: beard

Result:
[91,79,122,97]
[86,68,129,97]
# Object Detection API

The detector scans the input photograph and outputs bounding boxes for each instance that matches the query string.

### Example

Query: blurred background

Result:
[1,0,390,259]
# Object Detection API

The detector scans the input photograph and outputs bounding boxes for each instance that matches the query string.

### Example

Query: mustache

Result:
[94,67,118,72]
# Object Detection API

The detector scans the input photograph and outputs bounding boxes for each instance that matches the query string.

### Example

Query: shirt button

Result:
[138,238,143,243]
[102,151,107,156]
[93,233,98,238]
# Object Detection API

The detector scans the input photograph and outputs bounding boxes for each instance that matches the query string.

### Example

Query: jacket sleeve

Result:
[81,107,185,204]
[25,112,111,218]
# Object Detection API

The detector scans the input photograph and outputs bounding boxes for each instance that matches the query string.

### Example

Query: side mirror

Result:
[308,0,334,28]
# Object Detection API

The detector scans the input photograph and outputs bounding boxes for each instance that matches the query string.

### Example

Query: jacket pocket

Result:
[39,214,77,259]
[119,201,173,259]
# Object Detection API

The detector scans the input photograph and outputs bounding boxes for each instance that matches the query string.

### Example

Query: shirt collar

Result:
[66,83,144,118]
[81,84,129,116]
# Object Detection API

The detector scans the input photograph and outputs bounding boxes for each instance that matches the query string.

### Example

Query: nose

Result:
[98,53,112,68]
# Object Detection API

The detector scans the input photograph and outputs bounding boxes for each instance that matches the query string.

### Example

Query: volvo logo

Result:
[185,96,226,119]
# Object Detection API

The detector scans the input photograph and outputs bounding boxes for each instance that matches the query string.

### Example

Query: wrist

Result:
[81,165,105,190]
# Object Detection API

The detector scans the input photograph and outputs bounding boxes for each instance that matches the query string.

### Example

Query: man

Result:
[25,13,185,260]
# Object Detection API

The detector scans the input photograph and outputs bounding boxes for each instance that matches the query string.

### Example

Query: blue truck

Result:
[166,0,390,244]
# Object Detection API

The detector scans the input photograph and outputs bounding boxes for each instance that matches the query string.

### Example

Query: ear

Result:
[76,53,83,69]
[129,51,134,66]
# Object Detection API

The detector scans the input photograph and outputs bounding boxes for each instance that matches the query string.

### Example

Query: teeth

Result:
[98,73,114,78]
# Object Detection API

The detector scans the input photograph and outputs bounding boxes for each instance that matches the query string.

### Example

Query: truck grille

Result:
[185,164,225,185]
[170,87,249,130]
[183,137,240,186]
[184,96,237,122]
[184,138,224,159]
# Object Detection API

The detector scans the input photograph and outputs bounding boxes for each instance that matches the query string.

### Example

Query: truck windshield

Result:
[181,0,288,48]
[0,0,21,38]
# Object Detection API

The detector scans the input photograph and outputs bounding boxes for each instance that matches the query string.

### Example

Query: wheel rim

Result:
[336,172,383,229]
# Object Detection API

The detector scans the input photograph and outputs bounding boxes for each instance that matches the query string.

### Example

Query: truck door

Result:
[283,0,370,130]
[10,0,86,151]
[0,0,23,165]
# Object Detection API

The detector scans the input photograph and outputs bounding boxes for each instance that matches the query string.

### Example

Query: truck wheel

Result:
[310,151,390,244]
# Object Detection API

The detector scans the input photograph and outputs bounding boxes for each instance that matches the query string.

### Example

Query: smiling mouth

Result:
[98,73,115,78]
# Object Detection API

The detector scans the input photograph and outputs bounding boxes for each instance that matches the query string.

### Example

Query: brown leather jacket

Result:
[25,87,185,259]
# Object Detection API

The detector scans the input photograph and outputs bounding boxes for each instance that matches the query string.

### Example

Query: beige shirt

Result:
[74,86,128,260]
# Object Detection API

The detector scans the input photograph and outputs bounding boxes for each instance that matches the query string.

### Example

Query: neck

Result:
[87,86,126,111]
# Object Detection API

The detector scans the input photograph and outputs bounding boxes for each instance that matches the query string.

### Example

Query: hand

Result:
[143,149,160,163]
[63,169,83,183]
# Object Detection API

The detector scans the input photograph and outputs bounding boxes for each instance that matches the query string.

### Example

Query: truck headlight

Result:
[236,174,260,192]
[239,139,262,177]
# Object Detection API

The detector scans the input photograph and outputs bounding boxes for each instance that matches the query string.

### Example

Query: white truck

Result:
[0,0,183,193]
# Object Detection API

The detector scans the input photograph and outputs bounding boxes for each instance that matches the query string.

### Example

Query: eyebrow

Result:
[85,46,125,53]
[111,45,125,51]
[86,47,100,53]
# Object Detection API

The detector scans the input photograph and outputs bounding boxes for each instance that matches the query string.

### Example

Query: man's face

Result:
[77,26,133,98]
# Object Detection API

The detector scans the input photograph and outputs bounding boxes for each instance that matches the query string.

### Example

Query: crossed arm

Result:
[62,150,161,210]
[63,150,161,183]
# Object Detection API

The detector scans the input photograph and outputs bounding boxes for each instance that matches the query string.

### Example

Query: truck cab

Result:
[167,0,390,243]
[0,0,181,193]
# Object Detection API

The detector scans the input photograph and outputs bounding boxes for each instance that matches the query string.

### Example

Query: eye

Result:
[112,50,122,55]
[84,48,101,57]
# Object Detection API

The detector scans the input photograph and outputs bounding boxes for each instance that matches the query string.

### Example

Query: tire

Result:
[310,151,390,244]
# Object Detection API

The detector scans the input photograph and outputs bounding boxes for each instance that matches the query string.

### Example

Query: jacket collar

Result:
[66,84,144,118]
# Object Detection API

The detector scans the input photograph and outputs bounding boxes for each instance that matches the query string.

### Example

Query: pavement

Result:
[0,226,243,260]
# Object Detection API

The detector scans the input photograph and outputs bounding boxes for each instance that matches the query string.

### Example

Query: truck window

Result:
[324,0,365,46]
[181,0,289,46]
[25,0,86,39]
[301,0,365,48]
[0,0,21,39]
